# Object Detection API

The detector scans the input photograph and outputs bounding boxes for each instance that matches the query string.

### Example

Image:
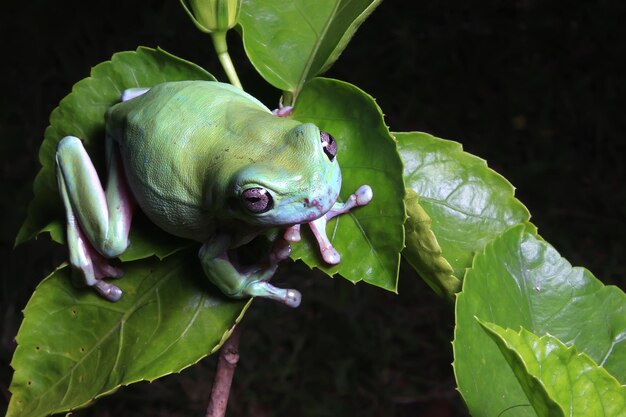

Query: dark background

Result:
[1,1,625,416]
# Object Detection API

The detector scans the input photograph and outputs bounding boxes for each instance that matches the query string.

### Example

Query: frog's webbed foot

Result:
[69,223,124,302]
[199,236,301,308]
[299,185,373,265]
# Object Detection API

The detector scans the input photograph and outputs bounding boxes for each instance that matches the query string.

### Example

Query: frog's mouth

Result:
[249,176,342,226]
[299,186,342,222]
[290,166,343,223]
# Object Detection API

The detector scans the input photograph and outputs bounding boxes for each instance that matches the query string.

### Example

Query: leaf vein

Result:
[294,1,341,100]
[294,2,320,39]
[30,264,181,407]
[142,293,206,368]
[421,196,505,223]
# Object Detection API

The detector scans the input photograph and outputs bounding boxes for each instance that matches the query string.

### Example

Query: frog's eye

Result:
[242,187,273,213]
[320,131,337,161]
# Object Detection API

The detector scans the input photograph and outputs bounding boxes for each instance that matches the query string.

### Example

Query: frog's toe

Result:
[95,262,124,279]
[284,289,302,308]
[354,185,373,206]
[246,282,302,308]
[271,105,294,117]
[93,280,123,302]
[283,224,301,242]
[320,245,341,265]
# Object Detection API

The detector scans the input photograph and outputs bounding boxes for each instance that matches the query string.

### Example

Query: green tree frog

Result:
[55,81,372,308]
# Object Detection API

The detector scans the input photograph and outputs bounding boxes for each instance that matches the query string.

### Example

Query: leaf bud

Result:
[179,0,241,33]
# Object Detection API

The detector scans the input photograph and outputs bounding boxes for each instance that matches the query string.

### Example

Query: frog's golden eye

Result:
[242,187,273,213]
[320,131,337,161]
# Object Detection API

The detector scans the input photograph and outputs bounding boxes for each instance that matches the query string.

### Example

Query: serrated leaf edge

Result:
[8,255,250,417]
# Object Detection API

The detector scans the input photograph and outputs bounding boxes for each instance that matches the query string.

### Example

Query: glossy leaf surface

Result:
[8,251,249,417]
[396,132,530,282]
[290,78,405,292]
[15,47,216,253]
[239,0,381,100]
[481,322,626,417]
[454,225,626,417]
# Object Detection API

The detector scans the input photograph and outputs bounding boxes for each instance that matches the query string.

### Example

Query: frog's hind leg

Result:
[55,135,134,301]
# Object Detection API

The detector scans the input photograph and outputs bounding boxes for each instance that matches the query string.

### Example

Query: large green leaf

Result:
[290,78,405,292]
[481,322,626,417]
[239,0,381,101]
[454,225,626,417]
[7,250,249,417]
[396,132,531,285]
[15,47,215,256]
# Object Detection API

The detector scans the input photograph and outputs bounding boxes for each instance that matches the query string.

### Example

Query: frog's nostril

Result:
[303,197,323,209]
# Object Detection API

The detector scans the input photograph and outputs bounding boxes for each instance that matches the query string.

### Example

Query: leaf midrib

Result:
[293,0,342,100]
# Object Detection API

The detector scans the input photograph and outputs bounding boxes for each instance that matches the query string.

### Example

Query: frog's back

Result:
[105,81,287,240]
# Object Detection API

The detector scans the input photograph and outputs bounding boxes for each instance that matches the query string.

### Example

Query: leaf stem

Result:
[205,326,241,417]
[211,31,242,90]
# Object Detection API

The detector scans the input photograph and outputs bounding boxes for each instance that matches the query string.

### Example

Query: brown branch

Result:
[205,326,242,417]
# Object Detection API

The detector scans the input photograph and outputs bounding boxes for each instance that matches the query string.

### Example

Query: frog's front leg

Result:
[55,135,133,301]
[287,185,373,265]
[199,235,301,308]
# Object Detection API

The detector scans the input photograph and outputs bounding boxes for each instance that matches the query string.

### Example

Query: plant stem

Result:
[206,326,242,417]
[282,90,295,107]
[211,31,243,90]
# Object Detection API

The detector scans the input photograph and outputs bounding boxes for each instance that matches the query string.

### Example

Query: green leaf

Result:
[15,47,215,253]
[480,322,626,417]
[7,250,249,417]
[239,0,382,101]
[119,214,193,262]
[454,225,626,417]
[290,78,405,292]
[402,188,460,299]
[396,132,530,281]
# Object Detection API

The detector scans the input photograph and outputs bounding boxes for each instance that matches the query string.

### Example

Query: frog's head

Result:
[229,122,342,227]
